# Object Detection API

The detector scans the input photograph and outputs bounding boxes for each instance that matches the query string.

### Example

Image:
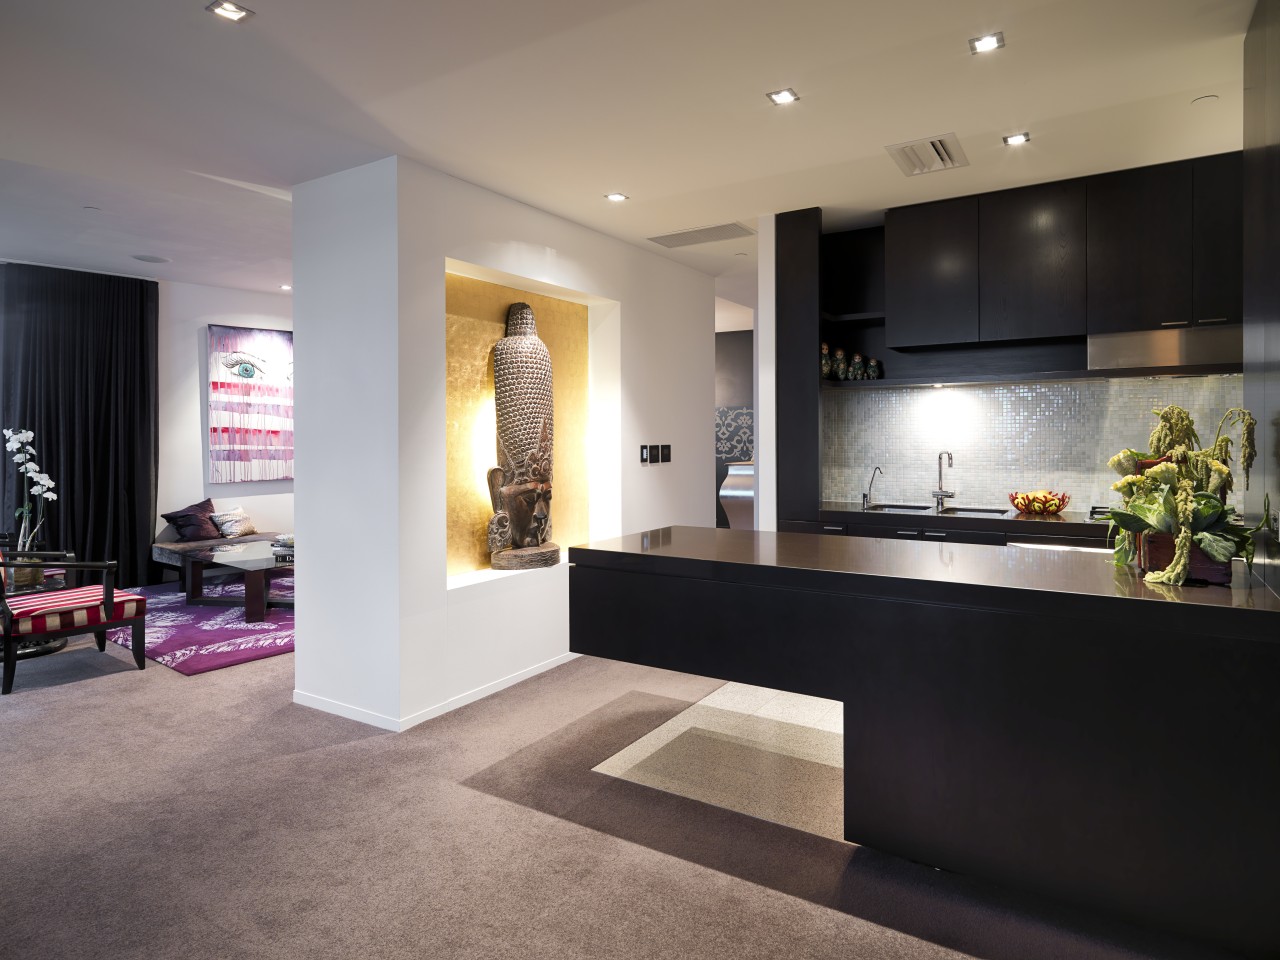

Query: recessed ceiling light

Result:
[1003,132,1031,146]
[205,1,254,22]
[969,32,1005,54]
[280,284,292,291]
[604,193,629,202]
[766,88,800,106]
[1191,94,1220,106]
[132,254,171,263]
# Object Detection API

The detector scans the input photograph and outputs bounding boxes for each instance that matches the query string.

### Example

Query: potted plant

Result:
[1105,405,1264,586]
[3,428,58,589]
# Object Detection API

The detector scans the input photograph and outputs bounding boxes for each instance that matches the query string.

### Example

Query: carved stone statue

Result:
[486,303,560,570]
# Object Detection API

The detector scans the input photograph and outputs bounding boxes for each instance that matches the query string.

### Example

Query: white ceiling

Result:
[0,0,1253,297]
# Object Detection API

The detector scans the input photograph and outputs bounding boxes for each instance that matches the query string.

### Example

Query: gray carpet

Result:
[0,641,1236,960]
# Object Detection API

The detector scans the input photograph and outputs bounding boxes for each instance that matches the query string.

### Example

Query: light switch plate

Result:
[660,444,671,463]
[640,445,649,464]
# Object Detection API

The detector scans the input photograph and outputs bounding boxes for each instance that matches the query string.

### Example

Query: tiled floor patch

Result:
[593,683,844,840]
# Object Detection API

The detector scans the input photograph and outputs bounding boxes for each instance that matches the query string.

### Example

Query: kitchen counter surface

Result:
[571,525,1280,632]
[819,500,1108,538]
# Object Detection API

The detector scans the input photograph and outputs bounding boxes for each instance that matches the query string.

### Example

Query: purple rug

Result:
[107,574,294,676]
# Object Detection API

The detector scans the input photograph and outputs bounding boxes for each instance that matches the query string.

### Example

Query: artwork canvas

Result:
[207,324,294,482]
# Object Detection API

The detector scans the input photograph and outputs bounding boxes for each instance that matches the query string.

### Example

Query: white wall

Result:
[292,155,714,731]
[754,215,777,531]
[157,281,293,534]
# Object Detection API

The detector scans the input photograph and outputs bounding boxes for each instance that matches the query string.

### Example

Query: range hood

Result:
[1086,324,1242,371]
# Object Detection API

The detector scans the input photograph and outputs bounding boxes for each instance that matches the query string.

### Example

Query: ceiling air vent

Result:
[884,133,970,177]
[648,222,756,249]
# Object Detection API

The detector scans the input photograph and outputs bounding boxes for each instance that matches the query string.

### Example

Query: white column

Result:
[292,157,409,730]
[754,214,777,531]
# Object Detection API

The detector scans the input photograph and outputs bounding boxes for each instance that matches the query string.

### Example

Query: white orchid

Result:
[5,427,56,552]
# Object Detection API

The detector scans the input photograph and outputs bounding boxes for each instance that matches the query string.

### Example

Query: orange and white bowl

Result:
[1009,490,1070,515]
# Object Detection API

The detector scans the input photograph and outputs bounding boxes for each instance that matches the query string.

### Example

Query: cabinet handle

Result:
[1198,317,1229,324]
[822,526,843,532]
[1160,321,1190,327]
[896,530,918,536]
[924,531,947,538]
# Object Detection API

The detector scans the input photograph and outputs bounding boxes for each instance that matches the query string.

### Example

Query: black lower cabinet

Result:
[848,524,919,540]
[921,527,1007,546]
[778,520,846,536]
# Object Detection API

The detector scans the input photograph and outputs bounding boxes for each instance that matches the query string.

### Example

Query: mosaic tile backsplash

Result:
[821,375,1245,512]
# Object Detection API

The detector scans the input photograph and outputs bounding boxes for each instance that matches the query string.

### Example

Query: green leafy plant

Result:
[1106,405,1262,586]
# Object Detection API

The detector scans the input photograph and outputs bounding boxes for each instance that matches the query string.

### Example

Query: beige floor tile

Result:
[813,702,844,734]
[697,682,780,715]
[622,728,844,841]
[753,690,840,728]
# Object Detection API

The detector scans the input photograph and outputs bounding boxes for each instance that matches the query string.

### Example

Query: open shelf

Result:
[818,361,1244,390]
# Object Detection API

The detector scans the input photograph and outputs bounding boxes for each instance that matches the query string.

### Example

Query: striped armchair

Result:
[1,552,147,695]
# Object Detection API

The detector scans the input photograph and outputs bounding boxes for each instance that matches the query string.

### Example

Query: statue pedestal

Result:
[492,543,561,570]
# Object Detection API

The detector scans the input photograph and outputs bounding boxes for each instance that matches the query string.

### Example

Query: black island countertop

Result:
[569,525,1280,956]
[571,525,1280,638]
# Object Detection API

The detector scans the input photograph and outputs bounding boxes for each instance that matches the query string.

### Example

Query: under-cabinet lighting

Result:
[1003,132,1031,146]
[206,1,254,22]
[969,32,1005,54]
[766,88,800,105]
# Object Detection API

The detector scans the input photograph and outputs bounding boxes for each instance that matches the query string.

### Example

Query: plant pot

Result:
[9,562,42,590]
[1138,533,1232,586]
[1136,456,1172,474]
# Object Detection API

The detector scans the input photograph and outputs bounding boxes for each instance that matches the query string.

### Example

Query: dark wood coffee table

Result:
[182,541,293,623]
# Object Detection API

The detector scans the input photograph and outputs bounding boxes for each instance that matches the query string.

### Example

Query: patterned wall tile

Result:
[716,406,755,463]
[820,375,1245,510]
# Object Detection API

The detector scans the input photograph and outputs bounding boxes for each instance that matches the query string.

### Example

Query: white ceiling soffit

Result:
[715,297,755,333]
[0,0,1253,292]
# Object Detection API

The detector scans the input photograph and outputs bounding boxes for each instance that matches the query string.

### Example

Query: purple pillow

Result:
[162,498,221,542]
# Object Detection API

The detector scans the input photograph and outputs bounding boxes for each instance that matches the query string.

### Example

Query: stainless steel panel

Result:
[1086,325,1242,370]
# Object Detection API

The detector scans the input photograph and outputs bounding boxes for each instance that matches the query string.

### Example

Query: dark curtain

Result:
[0,264,158,585]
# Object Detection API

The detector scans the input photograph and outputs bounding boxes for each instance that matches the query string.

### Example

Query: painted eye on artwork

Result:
[222,352,267,380]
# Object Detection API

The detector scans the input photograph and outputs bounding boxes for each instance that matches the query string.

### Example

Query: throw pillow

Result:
[161,498,221,542]
[210,507,258,539]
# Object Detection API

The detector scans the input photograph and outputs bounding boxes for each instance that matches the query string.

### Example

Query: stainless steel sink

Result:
[939,506,1009,516]
[864,503,934,512]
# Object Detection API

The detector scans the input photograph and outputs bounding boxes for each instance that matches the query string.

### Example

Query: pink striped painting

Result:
[208,324,294,482]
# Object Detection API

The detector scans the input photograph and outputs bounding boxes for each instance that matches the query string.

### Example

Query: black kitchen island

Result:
[569,526,1280,958]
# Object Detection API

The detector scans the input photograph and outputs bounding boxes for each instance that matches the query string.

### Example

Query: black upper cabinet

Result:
[1086,161,1194,333]
[885,197,979,347]
[1193,152,1243,325]
[979,179,1086,341]
[821,227,885,317]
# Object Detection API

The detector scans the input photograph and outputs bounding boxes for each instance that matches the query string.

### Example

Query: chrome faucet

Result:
[933,451,955,511]
[862,466,884,510]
